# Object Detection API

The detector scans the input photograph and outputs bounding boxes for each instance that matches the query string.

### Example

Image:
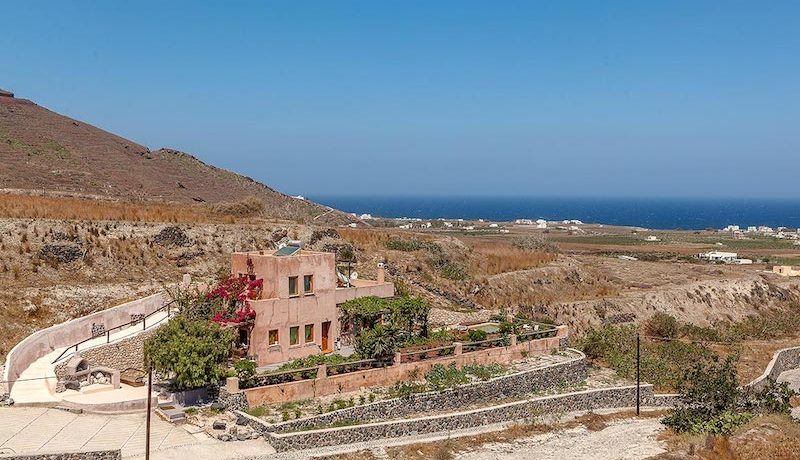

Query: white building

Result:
[723,225,740,232]
[645,235,661,242]
[489,223,499,228]
[515,219,534,225]
[698,251,738,262]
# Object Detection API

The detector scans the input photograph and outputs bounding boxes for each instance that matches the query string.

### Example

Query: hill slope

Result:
[0,92,352,224]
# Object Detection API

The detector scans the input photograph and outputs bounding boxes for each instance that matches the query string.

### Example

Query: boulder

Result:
[64,380,81,391]
[210,402,225,411]
[235,415,249,426]
[212,420,226,430]
[152,226,190,247]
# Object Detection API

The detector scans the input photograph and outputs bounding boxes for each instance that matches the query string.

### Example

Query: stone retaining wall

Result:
[0,450,120,460]
[250,351,586,434]
[258,384,664,452]
[749,346,800,390]
[55,328,156,381]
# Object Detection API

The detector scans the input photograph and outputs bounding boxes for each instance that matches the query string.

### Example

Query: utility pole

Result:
[636,333,640,416]
[146,367,153,460]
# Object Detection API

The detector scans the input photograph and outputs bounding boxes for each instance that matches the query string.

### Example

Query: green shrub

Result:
[385,238,424,251]
[463,363,506,381]
[144,316,233,390]
[661,355,793,435]
[389,381,427,399]
[246,406,268,418]
[425,363,469,391]
[467,329,488,342]
[234,359,256,388]
[644,312,680,339]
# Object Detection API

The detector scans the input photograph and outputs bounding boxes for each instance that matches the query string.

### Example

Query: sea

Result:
[311,196,800,231]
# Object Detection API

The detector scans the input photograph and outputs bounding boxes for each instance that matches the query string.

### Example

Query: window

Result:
[288,276,298,296]
[304,275,314,294]
[289,326,299,346]
[268,329,279,346]
[304,324,314,343]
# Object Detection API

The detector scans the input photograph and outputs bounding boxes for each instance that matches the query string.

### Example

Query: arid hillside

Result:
[0,92,352,224]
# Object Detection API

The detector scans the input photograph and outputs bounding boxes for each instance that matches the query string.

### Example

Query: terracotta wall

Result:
[242,330,565,406]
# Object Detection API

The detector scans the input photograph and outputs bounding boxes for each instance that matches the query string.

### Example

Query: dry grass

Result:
[657,414,800,460]
[321,410,668,460]
[0,194,234,223]
[468,239,557,276]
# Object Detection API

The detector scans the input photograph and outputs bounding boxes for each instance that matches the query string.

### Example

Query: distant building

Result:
[489,223,499,228]
[773,265,800,277]
[698,251,738,262]
[645,235,661,242]
[515,219,534,225]
[723,225,740,232]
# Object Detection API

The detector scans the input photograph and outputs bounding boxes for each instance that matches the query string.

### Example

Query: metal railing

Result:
[398,344,457,363]
[326,358,388,375]
[51,300,176,364]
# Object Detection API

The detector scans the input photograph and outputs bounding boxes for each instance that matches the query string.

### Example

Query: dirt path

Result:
[454,418,666,460]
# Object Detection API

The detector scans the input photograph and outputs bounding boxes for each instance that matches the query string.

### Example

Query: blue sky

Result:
[3,1,799,198]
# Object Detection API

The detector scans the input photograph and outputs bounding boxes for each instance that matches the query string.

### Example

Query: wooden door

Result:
[322,321,331,352]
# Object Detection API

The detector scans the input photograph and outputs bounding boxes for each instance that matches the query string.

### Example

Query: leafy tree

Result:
[144,316,234,390]
[662,355,795,435]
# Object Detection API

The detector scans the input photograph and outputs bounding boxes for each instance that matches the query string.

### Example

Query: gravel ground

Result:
[454,418,666,460]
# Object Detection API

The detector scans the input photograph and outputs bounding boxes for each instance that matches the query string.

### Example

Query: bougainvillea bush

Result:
[207,274,262,325]
[169,273,262,324]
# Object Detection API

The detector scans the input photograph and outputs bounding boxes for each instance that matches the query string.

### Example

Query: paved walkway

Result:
[777,368,800,419]
[10,310,171,405]
[0,407,274,459]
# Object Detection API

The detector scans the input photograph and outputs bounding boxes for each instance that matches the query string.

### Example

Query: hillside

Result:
[0,91,352,224]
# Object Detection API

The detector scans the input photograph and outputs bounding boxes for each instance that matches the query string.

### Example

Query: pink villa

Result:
[230,245,394,367]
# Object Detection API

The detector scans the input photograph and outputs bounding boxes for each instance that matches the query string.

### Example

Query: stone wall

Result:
[0,450,120,460]
[76,328,155,374]
[258,384,664,452]
[749,346,800,390]
[239,351,587,434]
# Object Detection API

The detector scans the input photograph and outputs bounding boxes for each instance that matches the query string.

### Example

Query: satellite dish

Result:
[350,271,359,280]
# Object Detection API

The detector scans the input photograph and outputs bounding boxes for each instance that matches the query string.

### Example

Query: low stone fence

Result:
[748,346,800,390]
[3,292,168,394]
[0,450,120,460]
[253,384,673,452]
[240,349,586,434]
[236,326,568,406]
